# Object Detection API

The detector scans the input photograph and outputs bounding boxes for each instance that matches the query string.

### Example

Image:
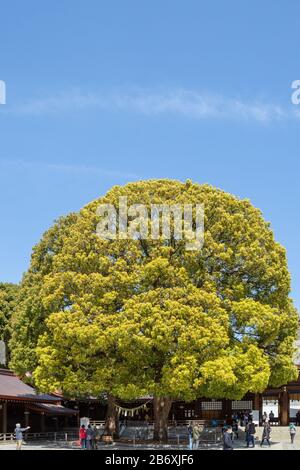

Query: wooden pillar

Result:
[253,393,260,410]
[195,400,202,419]
[40,413,45,432]
[64,415,68,429]
[2,401,7,434]
[254,394,263,424]
[54,417,59,431]
[222,399,231,423]
[280,388,289,426]
[24,411,30,427]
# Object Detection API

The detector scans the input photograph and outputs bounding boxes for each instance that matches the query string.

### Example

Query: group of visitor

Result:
[222,417,298,450]
[262,411,275,425]
[231,411,252,427]
[221,420,260,450]
[221,419,257,450]
[12,415,299,451]
[79,424,100,449]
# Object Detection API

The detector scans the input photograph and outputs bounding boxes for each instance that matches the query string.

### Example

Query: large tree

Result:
[10,180,298,441]
[0,282,19,365]
[9,213,79,377]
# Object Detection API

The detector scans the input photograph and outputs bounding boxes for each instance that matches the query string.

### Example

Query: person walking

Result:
[260,422,271,447]
[192,424,201,450]
[187,422,193,450]
[223,426,234,451]
[14,423,30,450]
[245,420,256,448]
[79,424,87,449]
[290,423,296,444]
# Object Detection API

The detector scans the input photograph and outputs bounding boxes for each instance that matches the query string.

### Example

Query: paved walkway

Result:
[1,427,299,450]
[0,440,300,450]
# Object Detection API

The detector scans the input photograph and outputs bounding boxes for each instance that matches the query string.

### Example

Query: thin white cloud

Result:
[114,90,289,122]
[0,159,139,180]
[8,90,106,115]
[1,87,299,123]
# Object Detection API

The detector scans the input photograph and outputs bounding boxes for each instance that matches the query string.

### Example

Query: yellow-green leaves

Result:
[0,283,19,364]
[9,180,298,401]
[195,345,271,399]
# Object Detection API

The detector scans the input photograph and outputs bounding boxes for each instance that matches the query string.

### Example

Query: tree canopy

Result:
[0,282,19,365]
[10,180,298,404]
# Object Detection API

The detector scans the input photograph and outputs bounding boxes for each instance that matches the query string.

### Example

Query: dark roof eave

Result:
[0,395,61,403]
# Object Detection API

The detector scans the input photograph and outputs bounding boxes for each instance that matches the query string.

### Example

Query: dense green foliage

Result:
[0,282,19,364]
[10,180,298,401]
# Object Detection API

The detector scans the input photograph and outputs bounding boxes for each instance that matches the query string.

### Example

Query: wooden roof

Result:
[26,402,79,416]
[0,369,58,403]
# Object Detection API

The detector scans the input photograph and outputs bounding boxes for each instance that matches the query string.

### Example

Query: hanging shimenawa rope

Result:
[114,401,152,417]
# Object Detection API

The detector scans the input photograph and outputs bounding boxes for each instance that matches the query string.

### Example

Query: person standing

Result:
[260,422,271,447]
[246,420,256,448]
[296,411,300,427]
[86,424,93,450]
[187,422,193,450]
[223,426,234,451]
[269,411,275,425]
[192,424,200,450]
[14,423,30,451]
[92,425,100,450]
[221,421,227,435]
[79,424,87,449]
[232,421,239,440]
[290,423,296,444]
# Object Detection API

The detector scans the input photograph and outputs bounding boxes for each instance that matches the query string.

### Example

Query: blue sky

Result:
[0,1,299,309]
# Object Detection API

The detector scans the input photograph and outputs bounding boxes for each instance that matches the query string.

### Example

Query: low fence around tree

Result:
[0,431,79,443]
[0,421,224,446]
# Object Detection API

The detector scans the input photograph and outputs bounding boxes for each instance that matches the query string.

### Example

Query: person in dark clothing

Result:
[187,423,193,450]
[221,421,227,435]
[86,424,93,450]
[269,411,275,425]
[232,421,239,440]
[260,422,271,447]
[223,426,234,451]
[246,420,256,448]
[92,425,100,449]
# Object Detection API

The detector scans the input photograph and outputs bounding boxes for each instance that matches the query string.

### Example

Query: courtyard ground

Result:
[0,431,300,451]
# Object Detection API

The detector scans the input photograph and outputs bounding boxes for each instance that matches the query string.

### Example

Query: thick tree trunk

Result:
[105,394,119,438]
[153,396,172,443]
